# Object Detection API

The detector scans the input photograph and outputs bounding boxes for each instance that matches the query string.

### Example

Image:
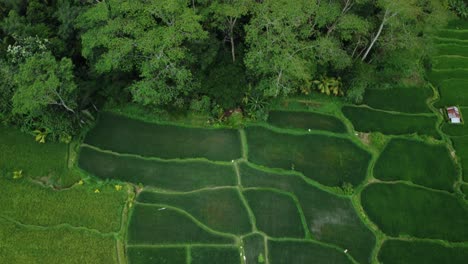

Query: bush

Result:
[190,96,211,113]
[449,0,468,19]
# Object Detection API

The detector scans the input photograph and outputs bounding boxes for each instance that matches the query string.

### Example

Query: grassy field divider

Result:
[246,122,352,140]
[385,236,468,248]
[134,202,238,240]
[242,187,312,240]
[116,185,134,264]
[142,186,237,195]
[126,244,236,248]
[239,129,248,160]
[186,246,191,264]
[342,104,438,117]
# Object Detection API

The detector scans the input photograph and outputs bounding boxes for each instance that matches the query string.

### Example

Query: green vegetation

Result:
[361,183,468,241]
[342,106,440,138]
[244,190,305,238]
[0,125,78,187]
[0,176,126,233]
[137,189,252,235]
[79,147,237,191]
[432,56,468,70]
[441,121,468,136]
[267,110,347,133]
[379,240,468,264]
[242,233,265,264]
[374,139,457,191]
[245,126,371,187]
[362,87,432,113]
[239,163,375,264]
[191,246,240,264]
[85,112,242,161]
[452,137,468,180]
[429,69,468,84]
[0,217,118,264]
[127,247,186,264]
[434,79,468,107]
[436,44,468,57]
[268,240,351,264]
[127,204,234,245]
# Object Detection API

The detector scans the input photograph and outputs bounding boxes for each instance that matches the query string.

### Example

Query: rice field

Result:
[432,56,468,70]
[85,112,242,161]
[362,87,432,113]
[127,247,186,264]
[268,240,352,264]
[267,110,347,133]
[245,125,371,187]
[378,240,468,264]
[342,106,440,138]
[434,79,468,107]
[436,44,468,57]
[373,139,457,191]
[361,183,468,242]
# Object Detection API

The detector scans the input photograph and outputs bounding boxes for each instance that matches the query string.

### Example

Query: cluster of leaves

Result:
[448,0,468,19]
[0,0,452,139]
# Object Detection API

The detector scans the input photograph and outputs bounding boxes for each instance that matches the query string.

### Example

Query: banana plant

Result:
[33,130,48,143]
[312,76,344,96]
[13,170,23,179]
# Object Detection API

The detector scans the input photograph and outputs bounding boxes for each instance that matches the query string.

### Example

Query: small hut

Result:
[447,106,461,124]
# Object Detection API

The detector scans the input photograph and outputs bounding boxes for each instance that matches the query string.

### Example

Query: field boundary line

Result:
[127,243,237,248]
[342,104,438,117]
[386,236,468,247]
[246,122,351,139]
[365,180,456,196]
[134,202,238,240]
[141,186,237,195]
[239,129,249,160]
[0,214,118,237]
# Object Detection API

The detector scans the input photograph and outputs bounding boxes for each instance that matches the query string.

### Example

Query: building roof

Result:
[447,106,460,119]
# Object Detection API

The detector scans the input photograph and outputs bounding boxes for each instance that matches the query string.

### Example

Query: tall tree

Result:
[78,0,207,107]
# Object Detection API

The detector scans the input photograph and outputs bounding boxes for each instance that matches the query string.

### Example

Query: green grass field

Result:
[244,189,305,238]
[434,79,468,107]
[79,146,237,191]
[342,106,440,138]
[127,247,186,264]
[245,126,371,187]
[373,139,457,191]
[441,121,468,136]
[361,183,468,241]
[0,175,126,233]
[378,240,468,264]
[191,246,240,264]
[85,112,242,161]
[0,126,79,187]
[127,204,235,245]
[239,163,375,264]
[137,189,252,235]
[362,87,432,113]
[0,217,118,264]
[268,240,352,264]
[429,69,468,85]
[462,184,468,196]
[267,110,347,133]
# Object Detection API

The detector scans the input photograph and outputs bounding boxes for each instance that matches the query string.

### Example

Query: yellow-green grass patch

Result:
[245,126,371,187]
[267,110,347,133]
[0,126,78,187]
[374,139,457,191]
[342,106,440,138]
[0,217,118,264]
[378,240,468,264]
[85,112,242,161]
[127,246,186,264]
[239,163,375,264]
[242,233,265,264]
[432,56,468,70]
[0,175,126,233]
[137,189,252,235]
[268,240,352,264]
[362,87,432,113]
[79,147,237,191]
[127,204,235,245]
[191,246,240,264]
[452,137,468,180]
[434,79,468,107]
[244,189,305,238]
[361,183,468,241]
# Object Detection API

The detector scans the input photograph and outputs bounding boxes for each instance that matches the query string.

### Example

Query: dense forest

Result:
[0,0,464,141]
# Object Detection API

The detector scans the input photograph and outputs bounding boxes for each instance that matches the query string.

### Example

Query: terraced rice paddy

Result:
[267,110,347,132]
[434,79,468,107]
[373,138,457,191]
[342,106,440,138]
[362,87,432,113]
[378,240,468,264]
